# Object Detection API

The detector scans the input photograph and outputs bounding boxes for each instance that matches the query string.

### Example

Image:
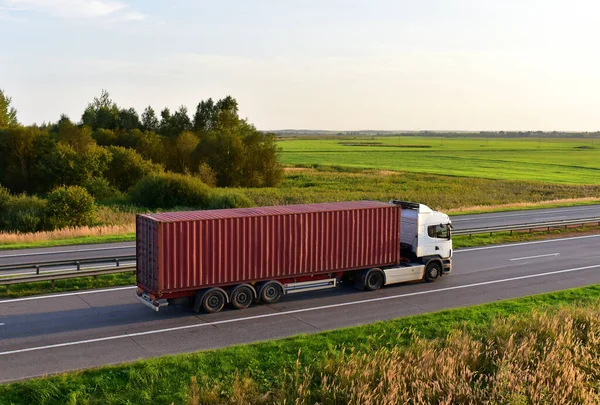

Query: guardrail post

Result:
[76,261,80,271]
[36,265,40,275]
[116,258,120,267]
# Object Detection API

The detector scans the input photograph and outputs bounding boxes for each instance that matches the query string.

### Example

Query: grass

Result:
[0,272,135,298]
[453,224,600,248]
[0,232,135,250]
[278,136,600,184]
[2,285,600,404]
[239,167,600,211]
[4,167,598,250]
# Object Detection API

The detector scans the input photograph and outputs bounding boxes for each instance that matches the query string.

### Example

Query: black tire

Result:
[202,289,226,313]
[424,261,441,282]
[260,281,282,304]
[230,285,254,310]
[365,269,384,291]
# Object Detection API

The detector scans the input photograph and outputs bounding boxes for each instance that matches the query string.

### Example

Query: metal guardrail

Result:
[0,255,135,275]
[453,216,600,237]
[0,217,599,287]
[0,266,136,287]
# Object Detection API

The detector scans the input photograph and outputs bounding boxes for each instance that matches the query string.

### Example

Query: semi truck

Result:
[135,200,453,313]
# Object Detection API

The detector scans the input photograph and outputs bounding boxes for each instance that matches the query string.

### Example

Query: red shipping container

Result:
[136,201,401,297]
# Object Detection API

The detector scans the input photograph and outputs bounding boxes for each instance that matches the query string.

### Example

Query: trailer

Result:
[135,200,453,313]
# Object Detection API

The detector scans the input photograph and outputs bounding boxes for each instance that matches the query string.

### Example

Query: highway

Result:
[0,204,599,269]
[1,233,599,383]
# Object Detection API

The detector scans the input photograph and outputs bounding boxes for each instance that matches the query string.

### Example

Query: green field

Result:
[278,136,600,184]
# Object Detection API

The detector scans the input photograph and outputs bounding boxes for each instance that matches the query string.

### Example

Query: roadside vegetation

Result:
[2,285,600,404]
[1,88,599,247]
[0,166,598,249]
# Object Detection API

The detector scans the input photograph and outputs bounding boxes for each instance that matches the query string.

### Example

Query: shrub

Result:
[0,192,48,233]
[207,191,254,210]
[197,162,217,187]
[105,146,163,192]
[46,186,98,229]
[129,172,211,209]
[82,177,123,201]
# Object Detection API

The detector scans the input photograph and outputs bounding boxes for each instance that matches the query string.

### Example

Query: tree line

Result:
[0,89,283,196]
[0,88,282,232]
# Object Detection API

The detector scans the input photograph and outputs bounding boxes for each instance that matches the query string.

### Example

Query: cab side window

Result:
[428,224,450,239]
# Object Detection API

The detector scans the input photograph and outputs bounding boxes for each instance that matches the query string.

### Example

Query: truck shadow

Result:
[0,280,427,341]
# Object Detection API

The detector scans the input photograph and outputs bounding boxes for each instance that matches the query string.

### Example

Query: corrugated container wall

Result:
[136,201,401,296]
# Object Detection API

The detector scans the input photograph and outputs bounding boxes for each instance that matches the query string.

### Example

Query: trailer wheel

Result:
[365,269,384,291]
[230,285,254,310]
[259,281,283,304]
[202,289,226,313]
[424,261,441,282]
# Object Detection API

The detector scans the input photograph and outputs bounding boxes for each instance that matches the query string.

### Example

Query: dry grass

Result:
[187,307,600,404]
[0,224,135,245]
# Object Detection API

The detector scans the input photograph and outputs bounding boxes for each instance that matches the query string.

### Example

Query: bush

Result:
[82,177,123,201]
[206,191,254,210]
[105,146,163,192]
[197,162,217,187]
[46,186,98,229]
[0,192,48,233]
[129,172,212,209]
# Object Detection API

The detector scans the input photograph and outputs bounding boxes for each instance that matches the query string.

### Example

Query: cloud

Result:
[3,0,145,20]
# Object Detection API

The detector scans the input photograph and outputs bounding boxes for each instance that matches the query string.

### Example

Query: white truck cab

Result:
[392,200,453,275]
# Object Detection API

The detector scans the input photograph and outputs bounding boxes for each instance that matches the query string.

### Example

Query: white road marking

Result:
[0,245,134,259]
[0,323,4,326]
[455,234,600,253]
[0,286,137,304]
[451,206,599,221]
[510,253,560,261]
[1,263,599,357]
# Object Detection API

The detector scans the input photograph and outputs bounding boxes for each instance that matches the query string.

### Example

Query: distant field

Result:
[278,137,600,184]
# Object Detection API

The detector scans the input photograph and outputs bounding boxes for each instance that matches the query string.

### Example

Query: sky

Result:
[1,0,599,131]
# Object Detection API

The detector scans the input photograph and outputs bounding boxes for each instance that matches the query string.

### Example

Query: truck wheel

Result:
[260,281,282,304]
[202,289,226,313]
[230,285,254,310]
[365,269,384,291]
[424,261,441,282]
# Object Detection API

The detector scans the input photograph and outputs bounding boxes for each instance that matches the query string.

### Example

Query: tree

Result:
[193,98,216,132]
[159,107,172,137]
[192,96,283,187]
[135,131,167,166]
[214,96,239,130]
[170,105,192,136]
[117,107,141,131]
[81,89,119,130]
[37,142,111,193]
[0,88,18,128]
[0,126,51,193]
[169,131,198,173]
[141,106,159,132]
[57,119,96,153]
[104,146,163,192]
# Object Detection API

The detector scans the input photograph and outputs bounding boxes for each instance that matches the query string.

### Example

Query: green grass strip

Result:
[1,284,600,404]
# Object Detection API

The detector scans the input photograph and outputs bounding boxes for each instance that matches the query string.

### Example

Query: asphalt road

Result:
[1,205,599,271]
[1,234,599,383]
[451,204,600,230]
